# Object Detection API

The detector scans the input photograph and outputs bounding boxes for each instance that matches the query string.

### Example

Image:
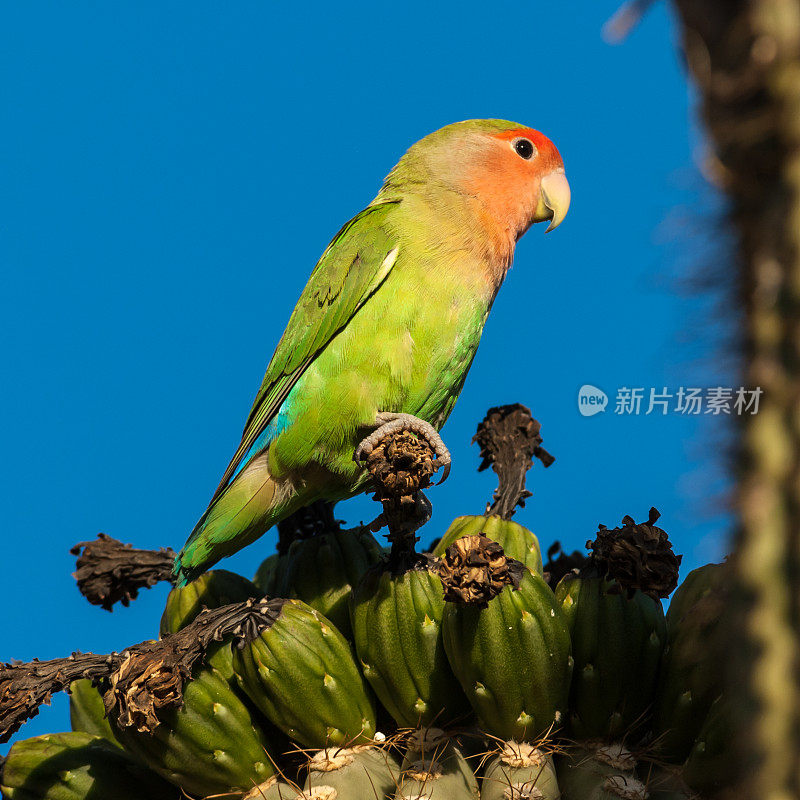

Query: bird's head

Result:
[384,119,571,244]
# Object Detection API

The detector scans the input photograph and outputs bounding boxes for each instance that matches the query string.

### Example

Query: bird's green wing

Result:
[208,200,401,505]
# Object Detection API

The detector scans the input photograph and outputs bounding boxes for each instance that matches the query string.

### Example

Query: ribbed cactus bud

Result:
[111,666,277,797]
[652,562,728,762]
[0,732,178,800]
[254,552,285,595]
[233,598,376,747]
[68,678,121,747]
[352,558,469,727]
[159,569,261,635]
[433,515,543,575]
[681,694,730,794]
[159,569,262,680]
[441,536,571,742]
[554,511,676,741]
[276,526,384,639]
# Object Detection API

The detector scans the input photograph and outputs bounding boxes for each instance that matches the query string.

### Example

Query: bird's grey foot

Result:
[354,411,452,484]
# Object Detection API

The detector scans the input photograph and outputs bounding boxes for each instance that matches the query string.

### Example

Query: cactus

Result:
[234,598,376,747]
[664,563,726,632]
[681,694,730,794]
[652,562,727,762]
[555,572,667,740]
[395,730,478,799]
[111,666,277,797]
[638,766,695,800]
[303,746,400,799]
[254,553,286,596]
[433,515,543,575]
[160,568,262,681]
[276,526,384,639]
[159,569,261,634]
[440,536,572,742]
[0,731,178,800]
[244,777,305,799]
[351,559,470,727]
[557,743,645,800]
[68,678,120,747]
[480,741,560,800]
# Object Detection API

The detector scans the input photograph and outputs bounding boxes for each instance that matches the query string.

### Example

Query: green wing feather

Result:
[206,200,401,508]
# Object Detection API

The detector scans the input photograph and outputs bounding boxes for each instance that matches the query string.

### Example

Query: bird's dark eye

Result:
[513,138,536,160]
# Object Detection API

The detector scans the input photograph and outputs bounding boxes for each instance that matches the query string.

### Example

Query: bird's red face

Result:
[459,127,570,240]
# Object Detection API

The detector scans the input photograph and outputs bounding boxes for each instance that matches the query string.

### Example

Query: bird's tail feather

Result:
[174,451,278,586]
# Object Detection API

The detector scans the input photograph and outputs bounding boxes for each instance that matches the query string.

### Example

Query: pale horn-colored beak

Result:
[536,170,571,233]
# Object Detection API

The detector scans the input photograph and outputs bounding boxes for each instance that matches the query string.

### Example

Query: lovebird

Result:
[175,119,570,585]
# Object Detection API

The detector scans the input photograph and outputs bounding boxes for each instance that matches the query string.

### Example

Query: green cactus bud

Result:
[352,560,470,727]
[234,598,376,748]
[68,678,121,747]
[159,569,262,682]
[440,537,571,742]
[0,732,178,800]
[681,695,730,793]
[111,666,277,797]
[159,568,261,635]
[276,527,383,639]
[555,571,667,740]
[433,515,543,575]
[254,553,286,596]
[652,563,728,762]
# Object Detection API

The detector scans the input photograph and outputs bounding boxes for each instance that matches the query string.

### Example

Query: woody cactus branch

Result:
[0,597,286,743]
[71,534,176,610]
[72,502,341,610]
[472,403,554,519]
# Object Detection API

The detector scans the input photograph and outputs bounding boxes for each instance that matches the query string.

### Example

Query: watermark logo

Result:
[578,385,608,417]
[578,385,764,417]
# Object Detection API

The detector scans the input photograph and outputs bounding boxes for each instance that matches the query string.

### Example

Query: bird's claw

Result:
[353,412,452,484]
[433,457,451,485]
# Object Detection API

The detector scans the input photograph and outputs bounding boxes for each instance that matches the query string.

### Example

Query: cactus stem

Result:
[70,533,177,610]
[472,404,554,520]
[363,429,440,568]
[0,596,291,742]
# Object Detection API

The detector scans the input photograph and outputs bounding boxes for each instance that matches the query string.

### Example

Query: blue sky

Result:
[1,2,733,751]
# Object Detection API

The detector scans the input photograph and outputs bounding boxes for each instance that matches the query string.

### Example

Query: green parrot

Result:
[175,119,570,585]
